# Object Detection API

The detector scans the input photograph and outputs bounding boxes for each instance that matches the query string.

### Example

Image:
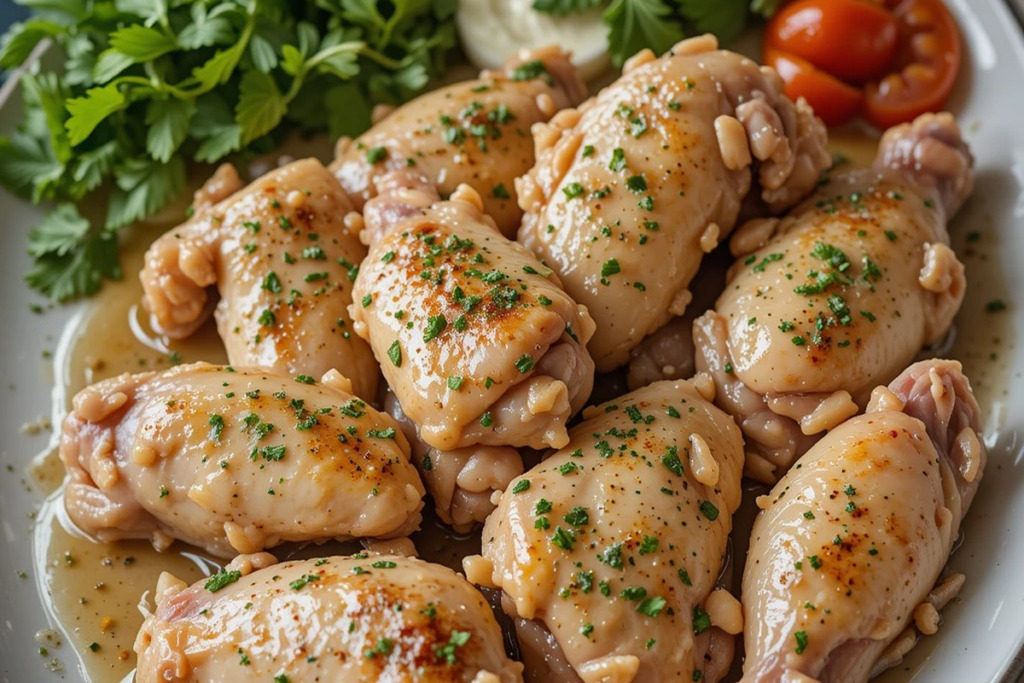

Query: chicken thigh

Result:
[350,173,596,452]
[385,388,524,533]
[60,363,424,558]
[740,359,985,683]
[140,159,380,400]
[135,552,524,683]
[694,113,974,482]
[517,34,831,371]
[466,378,746,683]
[330,46,586,237]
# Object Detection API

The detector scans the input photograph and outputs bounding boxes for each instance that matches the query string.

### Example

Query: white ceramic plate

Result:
[3,2,1024,681]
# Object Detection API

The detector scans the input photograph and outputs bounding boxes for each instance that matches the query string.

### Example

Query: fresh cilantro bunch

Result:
[0,0,457,301]
[534,0,780,66]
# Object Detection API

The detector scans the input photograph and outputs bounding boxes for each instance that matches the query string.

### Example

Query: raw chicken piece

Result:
[694,113,974,482]
[467,378,746,683]
[350,175,596,452]
[135,553,524,683]
[330,47,586,237]
[741,359,985,683]
[140,159,380,400]
[385,388,523,534]
[517,34,831,371]
[60,363,424,558]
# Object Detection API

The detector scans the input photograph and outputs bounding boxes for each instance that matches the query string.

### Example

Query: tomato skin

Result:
[765,0,899,84]
[863,0,962,129]
[764,48,863,127]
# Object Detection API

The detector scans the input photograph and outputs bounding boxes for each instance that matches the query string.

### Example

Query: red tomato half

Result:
[764,48,864,127]
[765,0,899,84]
[863,0,963,130]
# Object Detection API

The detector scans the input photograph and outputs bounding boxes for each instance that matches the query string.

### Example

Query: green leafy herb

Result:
[0,0,458,300]
[204,569,242,593]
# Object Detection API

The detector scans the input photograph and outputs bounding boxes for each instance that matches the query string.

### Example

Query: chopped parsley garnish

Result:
[515,354,535,373]
[424,315,447,342]
[204,569,242,593]
[512,479,531,494]
[692,606,711,634]
[289,573,321,590]
[699,501,719,521]
[563,506,590,526]
[387,340,402,367]
[637,596,666,617]
[551,526,576,551]
[563,182,585,199]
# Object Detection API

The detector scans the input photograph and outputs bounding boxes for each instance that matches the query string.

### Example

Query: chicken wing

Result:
[60,363,424,558]
[140,159,380,400]
[694,113,974,482]
[330,46,586,237]
[466,378,746,683]
[740,359,985,683]
[135,552,524,683]
[350,174,596,452]
[517,34,831,371]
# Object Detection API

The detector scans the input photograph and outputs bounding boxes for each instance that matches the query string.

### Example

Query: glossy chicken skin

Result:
[741,359,985,683]
[468,379,746,683]
[140,159,379,399]
[60,363,424,558]
[136,553,524,683]
[695,113,974,482]
[385,389,523,533]
[351,175,596,452]
[330,46,586,237]
[517,34,831,371]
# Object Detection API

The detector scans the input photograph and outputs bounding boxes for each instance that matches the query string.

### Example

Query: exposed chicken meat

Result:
[330,47,586,237]
[140,159,380,400]
[385,388,524,533]
[694,112,974,482]
[517,34,831,371]
[740,359,985,683]
[467,378,746,683]
[135,553,524,683]
[60,363,424,558]
[350,174,596,452]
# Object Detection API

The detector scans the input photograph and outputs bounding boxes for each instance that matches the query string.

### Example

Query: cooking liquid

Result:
[29,130,1013,683]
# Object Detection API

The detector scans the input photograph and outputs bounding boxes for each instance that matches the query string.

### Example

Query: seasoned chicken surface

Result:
[60,363,424,558]
[517,34,831,371]
[385,388,524,533]
[694,113,974,482]
[351,174,596,452]
[330,47,586,237]
[741,359,985,683]
[468,379,746,683]
[136,553,524,683]
[140,159,380,399]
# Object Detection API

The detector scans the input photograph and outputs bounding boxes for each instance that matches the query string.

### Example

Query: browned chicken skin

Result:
[331,46,586,237]
[60,363,423,558]
[140,159,380,399]
[694,113,974,482]
[351,173,596,453]
[517,34,831,372]
[740,360,985,683]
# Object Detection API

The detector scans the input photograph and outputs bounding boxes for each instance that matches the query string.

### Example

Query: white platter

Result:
[2,1,1024,681]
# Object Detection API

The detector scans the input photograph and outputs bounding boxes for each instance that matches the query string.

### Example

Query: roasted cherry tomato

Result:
[864,0,962,130]
[764,48,864,127]
[765,0,899,84]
